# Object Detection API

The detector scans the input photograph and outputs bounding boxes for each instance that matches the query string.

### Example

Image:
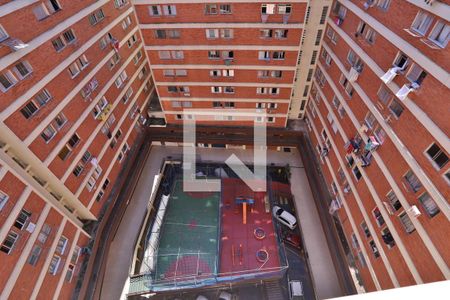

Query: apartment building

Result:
[0,0,154,298]
[304,0,449,293]
[134,0,330,127]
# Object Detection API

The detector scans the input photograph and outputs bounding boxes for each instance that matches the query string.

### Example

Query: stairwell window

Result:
[425,143,448,169]
[411,11,434,36]
[418,192,440,217]
[428,21,450,48]
[0,70,18,92]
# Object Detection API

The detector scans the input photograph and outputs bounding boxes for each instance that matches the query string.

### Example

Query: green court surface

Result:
[155,180,220,280]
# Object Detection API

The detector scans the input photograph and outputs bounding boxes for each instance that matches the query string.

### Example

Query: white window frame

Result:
[411,10,434,36]
[428,21,450,48]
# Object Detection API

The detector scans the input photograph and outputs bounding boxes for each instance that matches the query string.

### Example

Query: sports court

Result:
[154,179,220,281]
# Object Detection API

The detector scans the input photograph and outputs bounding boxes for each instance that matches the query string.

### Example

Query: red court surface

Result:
[219,178,281,276]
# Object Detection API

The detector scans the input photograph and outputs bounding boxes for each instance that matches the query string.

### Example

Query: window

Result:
[210,70,220,77]
[219,4,232,14]
[127,34,137,48]
[171,50,184,59]
[28,245,42,266]
[403,170,422,193]
[0,24,8,42]
[211,86,222,93]
[68,62,80,78]
[133,51,143,65]
[52,36,65,51]
[34,89,52,106]
[352,166,362,180]
[205,4,217,15]
[20,101,39,119]
[88,9,105,25]
[114,0,128,9]
[0,191,9,211]
[13,61,33,79]
[221,29,233,39]
[364,112,376,129]
[327,27,338,44]
[372,207,385,227]
[0,70,19,92]
[102,179,110,190]
[68,133,80,147]
[381,228,395,248]
[49,255,61,275]
[168,30,180,39]
[158,50,170,59]
[273,51,285,60]
[149,5,161,16]
[388,99,404,118]
[168,86,178,93]
[261,4,276,15]
[120,16,132,31]
[274,29,288,39]
[14,209,31,230]
[258,51,270,60]
[361,221,371,238]
[223,69,234,77]
[1,231,19,254]
[271,70,282,78]
[406,63,427,85]
[260,29,272,38]
[418,192,440,217]
[46,0,61,13]
[37,224,51,243]
[62,29,76,44]
[398,212,415,234]
[208,50,220,59]
[411,11,434,36]
[206,29,219,39]
[377,0,391,10]
[73,163,84,177]
[222,50,233,59]
[41,125,57,142]
[278,4,291,14]
[369,240,380,258]
[377,85,393,105]
[224,86,235,94]
[163,5,177,16]
[428,21,449,48]
[155,29,166,39]
[115,71,128,88]
[56,236,68,254]
[386,190,401,211]
[425,143,448,169]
